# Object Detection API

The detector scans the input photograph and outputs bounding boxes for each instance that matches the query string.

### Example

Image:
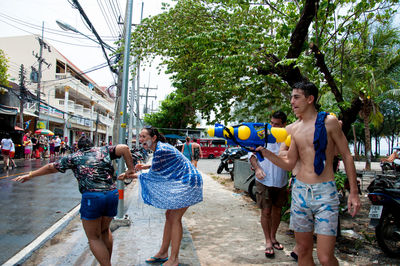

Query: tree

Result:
[0,49,10,90]
[143,91,200,131]
[130,0,399,131]
[340,24,400,169]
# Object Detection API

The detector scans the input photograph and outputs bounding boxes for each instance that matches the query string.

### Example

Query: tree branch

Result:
[287,0,319,59]
[309,42,344,105]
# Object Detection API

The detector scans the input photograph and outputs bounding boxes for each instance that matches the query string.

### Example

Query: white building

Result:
[0,35,115,146]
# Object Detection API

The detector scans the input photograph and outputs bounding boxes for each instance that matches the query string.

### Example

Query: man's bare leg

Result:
[295,231,315,266]
[316,234,338,266]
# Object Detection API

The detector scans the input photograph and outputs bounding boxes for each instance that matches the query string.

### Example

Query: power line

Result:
[0,12,117,41]
[70,0,118,74]
[0,18,104,49]
[97,0,119,39]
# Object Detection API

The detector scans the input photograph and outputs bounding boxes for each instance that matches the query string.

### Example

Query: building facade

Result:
[0,35,115,146]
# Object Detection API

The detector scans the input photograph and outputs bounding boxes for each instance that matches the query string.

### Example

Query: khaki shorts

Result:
[256,181,288,209]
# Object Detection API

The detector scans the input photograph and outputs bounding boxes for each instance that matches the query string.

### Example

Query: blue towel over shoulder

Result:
[313,112,329,175]
[139,142,203,209]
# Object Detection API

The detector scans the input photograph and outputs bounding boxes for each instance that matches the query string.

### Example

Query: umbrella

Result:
[35,129,54,136]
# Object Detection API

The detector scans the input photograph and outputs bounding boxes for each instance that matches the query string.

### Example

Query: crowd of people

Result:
[8,81,363,266]
[21,132,66,161]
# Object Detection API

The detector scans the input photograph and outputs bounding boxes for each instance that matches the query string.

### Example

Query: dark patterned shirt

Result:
[53,146,120,193]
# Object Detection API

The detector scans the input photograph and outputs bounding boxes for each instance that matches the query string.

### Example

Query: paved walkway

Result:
[18,180,201,266]
[10,160,383,265]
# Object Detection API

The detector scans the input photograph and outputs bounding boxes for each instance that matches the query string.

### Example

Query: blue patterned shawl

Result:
[139,141,203,209]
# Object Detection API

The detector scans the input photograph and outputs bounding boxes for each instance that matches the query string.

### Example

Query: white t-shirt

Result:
[54,137,61,147]
[1,138,13,150]
[248,142,287,188]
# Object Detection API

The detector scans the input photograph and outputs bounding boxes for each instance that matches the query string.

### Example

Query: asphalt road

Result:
[0,158,81,265]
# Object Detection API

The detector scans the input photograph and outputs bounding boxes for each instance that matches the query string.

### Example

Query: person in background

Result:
[120,126,203,266]
[49,137,55,161]
[54,135,61,157]
[249,111,288,258]
[24,134,32,160]
[38,135,45,159]
[31,134,38,159]
[60,140,66,156]
[181,136,192,162]
[12,136,137,266]
[191,138,203,168]
[1,133,13,169]
[9,140,17,168]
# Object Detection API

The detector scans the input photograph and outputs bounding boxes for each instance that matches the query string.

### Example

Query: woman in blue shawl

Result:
[133,127,203,266]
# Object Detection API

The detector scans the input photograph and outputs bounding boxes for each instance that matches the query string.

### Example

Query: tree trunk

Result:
[362,98,372,170]
[352,124,359,160]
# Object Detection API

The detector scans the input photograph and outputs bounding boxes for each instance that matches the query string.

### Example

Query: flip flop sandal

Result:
[265,247,275,258]
[145,256,168,263]
[272,241,284,250]
[290,251,298,261]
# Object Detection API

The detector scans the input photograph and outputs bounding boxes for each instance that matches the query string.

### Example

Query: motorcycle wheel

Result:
[376,211,400,257]
[248,179,257,202]
[217,163,224,174]
[229,169,234,181]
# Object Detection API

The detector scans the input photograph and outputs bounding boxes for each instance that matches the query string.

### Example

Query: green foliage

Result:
[335,171,348,192]
[0,49,10,87]
[143,92,200,132]
[129,0,400,127]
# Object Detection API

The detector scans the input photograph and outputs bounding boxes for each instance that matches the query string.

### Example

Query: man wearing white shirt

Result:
[249,111,288,258]
[1,133,13,169]
[54,135,61,157]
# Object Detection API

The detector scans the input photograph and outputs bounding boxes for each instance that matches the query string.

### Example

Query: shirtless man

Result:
[257,81,361,266]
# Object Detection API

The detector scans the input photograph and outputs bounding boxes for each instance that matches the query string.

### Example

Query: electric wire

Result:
[108,0,123,35]
[97,0,119,39]
[0,18,102,49]
[0,12,116,42]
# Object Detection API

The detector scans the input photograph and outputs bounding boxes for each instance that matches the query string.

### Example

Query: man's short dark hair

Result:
[272,111,287,124]
[293,81,319,109]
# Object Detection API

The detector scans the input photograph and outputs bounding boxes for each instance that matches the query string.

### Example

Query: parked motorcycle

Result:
[217,147,248,180]
[380,159,400,173]
[367,175,400,257]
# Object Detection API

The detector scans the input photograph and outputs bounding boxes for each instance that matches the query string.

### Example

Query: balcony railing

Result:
[55,73,114,112]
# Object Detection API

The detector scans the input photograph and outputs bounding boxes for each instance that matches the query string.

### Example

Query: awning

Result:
[164,134,185,140]
[0,104,18,115]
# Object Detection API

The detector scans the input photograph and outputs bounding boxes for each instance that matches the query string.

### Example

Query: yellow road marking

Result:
[0,171,30,180]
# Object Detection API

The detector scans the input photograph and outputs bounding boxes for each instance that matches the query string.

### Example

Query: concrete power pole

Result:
[139,86,157,115]
[34,22,45,131]
[18,65,26,129]
[115,0,134,222]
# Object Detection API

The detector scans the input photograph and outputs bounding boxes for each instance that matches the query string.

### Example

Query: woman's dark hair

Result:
[143,126,167,143]
[77,136,94,150]
[186,136,190,142]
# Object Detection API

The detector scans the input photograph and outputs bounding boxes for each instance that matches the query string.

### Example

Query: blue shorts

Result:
[80,189,118,220]
[290,179,339,236]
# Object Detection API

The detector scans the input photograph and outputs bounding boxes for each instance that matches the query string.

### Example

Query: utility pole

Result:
[129,2,144,150]
[115,0,134,222]
[35,23,44,129]
[18,64,26,129]
[139,86,157,115]
[32,22,49,130]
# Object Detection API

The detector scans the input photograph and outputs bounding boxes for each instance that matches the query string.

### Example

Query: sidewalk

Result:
[19,181,201,266]
[13,161,383,265]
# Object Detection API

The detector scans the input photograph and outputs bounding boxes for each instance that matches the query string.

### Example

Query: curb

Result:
[3,204,80,266]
